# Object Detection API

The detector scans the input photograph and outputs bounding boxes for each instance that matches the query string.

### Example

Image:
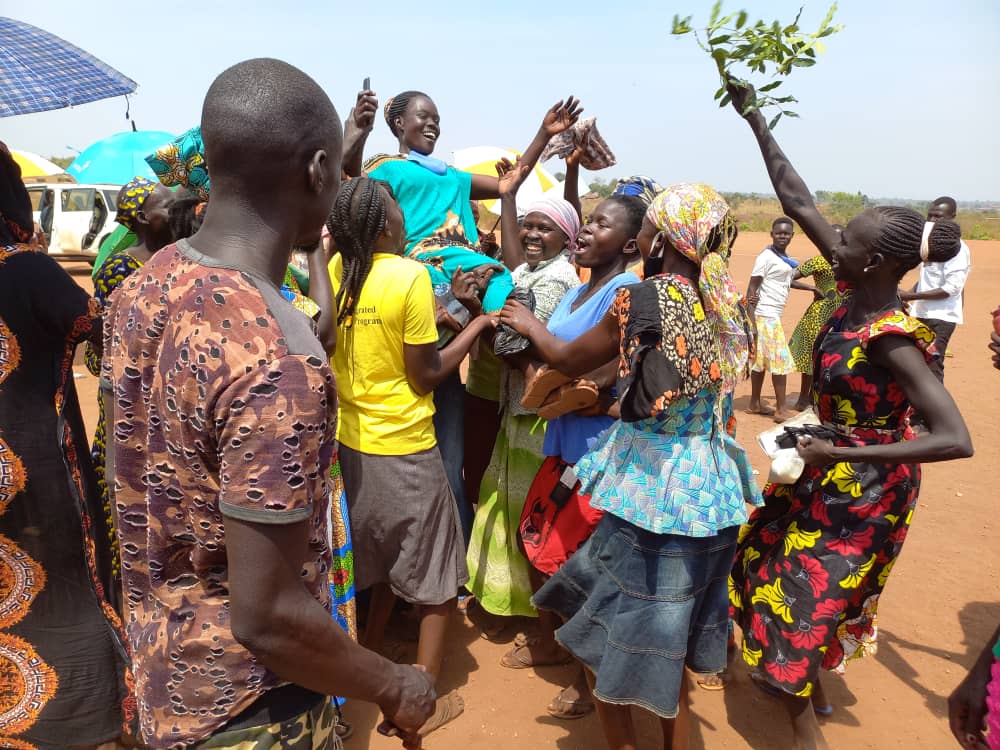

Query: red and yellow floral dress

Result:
[731,304,937,696]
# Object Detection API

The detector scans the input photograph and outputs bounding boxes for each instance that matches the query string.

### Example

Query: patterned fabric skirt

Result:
[752,316,795,375]
[328,458,356,640]
[988,640,1000,749]
[466,411,546,616]
[730,456,920,696]
[194,700,339,749]
[788,297,839,374]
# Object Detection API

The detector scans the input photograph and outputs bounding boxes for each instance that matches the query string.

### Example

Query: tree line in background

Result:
[573,175,1000,241]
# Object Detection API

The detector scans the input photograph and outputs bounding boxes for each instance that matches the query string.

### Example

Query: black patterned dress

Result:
[731,304,937,697]
[0,245,132,747]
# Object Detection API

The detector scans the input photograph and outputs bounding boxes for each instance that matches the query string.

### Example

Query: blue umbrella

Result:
[0,17,137,118]
[68,130,175,185]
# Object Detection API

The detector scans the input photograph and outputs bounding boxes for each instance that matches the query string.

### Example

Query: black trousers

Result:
[918,317,957,383]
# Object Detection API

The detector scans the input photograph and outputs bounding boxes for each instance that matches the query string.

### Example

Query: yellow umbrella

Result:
[452,146,566,216]
[11,150,69,179]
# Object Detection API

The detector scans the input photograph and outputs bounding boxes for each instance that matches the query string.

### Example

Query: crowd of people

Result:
[0,56,994,750]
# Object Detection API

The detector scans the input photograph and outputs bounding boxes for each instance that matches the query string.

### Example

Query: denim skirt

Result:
[533,513,738,718]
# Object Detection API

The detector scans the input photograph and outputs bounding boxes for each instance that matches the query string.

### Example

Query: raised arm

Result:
[494,157,531,270]
[562,132,588,221]
[727,80,839,261]
[470,97,583,201]
[499,299,618,376]
[342,89,378,178]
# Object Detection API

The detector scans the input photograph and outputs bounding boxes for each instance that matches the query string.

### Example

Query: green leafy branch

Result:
[671,2,843,129]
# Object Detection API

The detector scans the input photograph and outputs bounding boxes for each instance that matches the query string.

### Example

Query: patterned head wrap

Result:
[115,177,158,231]
[647,183,749,391]
[145,126,210,200]
[613,175,664,207]
[523,196,581,253]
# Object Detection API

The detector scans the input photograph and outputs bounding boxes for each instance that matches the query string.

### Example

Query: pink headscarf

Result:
[523,196,581,253]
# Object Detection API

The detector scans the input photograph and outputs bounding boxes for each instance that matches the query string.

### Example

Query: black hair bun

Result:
[927,220,962,264]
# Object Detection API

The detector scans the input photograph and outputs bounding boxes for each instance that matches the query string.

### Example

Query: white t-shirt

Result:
[910,240,971,325]
[751,247,797,319]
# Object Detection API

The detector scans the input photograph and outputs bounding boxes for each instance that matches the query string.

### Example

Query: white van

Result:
[26,183,121,264]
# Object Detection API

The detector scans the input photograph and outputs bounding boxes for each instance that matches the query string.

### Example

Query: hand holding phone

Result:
[354,78,377,131]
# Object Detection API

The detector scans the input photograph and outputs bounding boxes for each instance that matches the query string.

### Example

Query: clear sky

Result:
[4,0,999,200]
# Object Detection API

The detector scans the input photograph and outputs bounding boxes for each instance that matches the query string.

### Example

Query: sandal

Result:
[695,672,727,691]
[537,380,599,420]
[500,632,572,669]
[521,365,574,409]
[419,690,465,737]
[546,689,594,720]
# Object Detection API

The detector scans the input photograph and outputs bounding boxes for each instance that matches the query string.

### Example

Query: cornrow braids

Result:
[383,91,429,137]
[326,177,393,325]
[869,206,962,275]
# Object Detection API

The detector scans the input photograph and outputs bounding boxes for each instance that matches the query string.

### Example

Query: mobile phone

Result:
[362,77,370,91]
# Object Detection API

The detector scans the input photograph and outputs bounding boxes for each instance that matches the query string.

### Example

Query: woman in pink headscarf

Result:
[465,174,582,628]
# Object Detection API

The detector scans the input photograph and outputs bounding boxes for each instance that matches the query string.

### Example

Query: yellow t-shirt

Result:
[329,252,439,454]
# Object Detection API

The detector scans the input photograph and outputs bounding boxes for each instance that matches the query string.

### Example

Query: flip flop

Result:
[419,690,465,737]
[546,691,594,720]
[537,380,599,420]
[500,633,572,669]
[521,366,573,409]
[695,672,726,691]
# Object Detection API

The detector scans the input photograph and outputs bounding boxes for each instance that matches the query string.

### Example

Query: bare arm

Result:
[307,248,336,356]
[494,158,530,270]
[798,336,973,465]
[728,81,839,261]
[226,517,435,737]
[563,143,584,220]
[499,300,618,376]
[342,90,378,178]
[746,275,763,316]
[403,315,497,395]
[469,97,583,201]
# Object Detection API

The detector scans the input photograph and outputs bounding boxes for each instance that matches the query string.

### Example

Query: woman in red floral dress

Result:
[727,81,974,750]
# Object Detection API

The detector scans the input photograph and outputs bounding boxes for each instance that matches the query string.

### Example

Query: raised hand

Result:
[541,96,584,138]
[566,123,592,168]
[351,88,378,132]
[725,75,756,117]
[495,157,529,197]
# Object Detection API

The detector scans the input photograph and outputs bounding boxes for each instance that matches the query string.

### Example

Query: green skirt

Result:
[465,411,546,616]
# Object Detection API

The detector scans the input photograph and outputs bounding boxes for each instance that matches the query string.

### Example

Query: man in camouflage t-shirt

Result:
[103,58,435,749]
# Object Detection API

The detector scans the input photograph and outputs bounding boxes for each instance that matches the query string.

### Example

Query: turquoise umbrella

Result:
[68,130,174,184]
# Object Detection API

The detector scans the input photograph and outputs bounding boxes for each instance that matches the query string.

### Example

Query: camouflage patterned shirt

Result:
[101,240,336,748]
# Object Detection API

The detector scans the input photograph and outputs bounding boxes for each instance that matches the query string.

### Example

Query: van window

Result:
[61,188,95,212]
[27,188,45,211]
[103,190,120,212]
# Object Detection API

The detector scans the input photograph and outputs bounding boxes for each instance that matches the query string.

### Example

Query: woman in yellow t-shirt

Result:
[328,176,495,737]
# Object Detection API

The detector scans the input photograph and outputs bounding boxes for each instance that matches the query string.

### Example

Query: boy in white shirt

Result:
[746,217,798,421]
[900,195,971,383]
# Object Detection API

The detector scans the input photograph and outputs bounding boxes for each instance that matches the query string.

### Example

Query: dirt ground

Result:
[64,231,999,750]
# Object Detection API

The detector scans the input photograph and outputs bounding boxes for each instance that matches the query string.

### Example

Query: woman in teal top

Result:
[358,91,583,313]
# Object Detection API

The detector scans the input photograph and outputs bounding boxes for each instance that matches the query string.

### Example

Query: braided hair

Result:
[168,193,207,241]
[868,206,962,275]
[383,91,430,137]
[326,177,395,325]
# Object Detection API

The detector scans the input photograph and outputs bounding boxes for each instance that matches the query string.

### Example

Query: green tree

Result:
[588,178,616,198]
[48,156,74,170]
